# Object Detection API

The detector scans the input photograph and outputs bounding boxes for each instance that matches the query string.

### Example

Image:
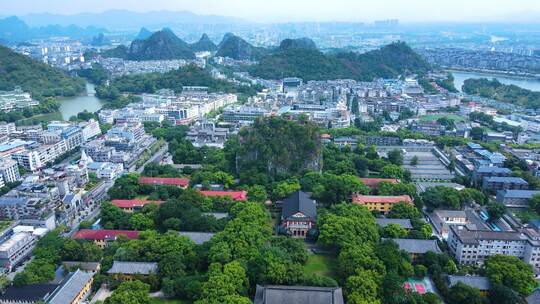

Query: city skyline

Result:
[2,0,540,23]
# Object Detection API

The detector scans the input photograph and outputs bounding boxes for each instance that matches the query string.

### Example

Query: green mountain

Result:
[128,28,195,60]
[103,28,196,61]
[250,41,430,81]
[190,34,217,52]
[215,33,267,60]
[135,27,153,40]
[278,38,317,51]
[0,45,85,99]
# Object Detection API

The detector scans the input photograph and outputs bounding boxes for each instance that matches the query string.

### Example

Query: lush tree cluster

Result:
[14,230,102,286]
[463,78,540,109]
[0,45,85,100]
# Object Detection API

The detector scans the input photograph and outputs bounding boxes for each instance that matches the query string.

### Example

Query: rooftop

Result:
[73,229,139,241]
[178,231,215,245]
[111,199,162,209]
[48,269,94,304]
[375,218,413,229]
[447,275,491,291]
[139,177,189,187]
[392,238,441,254]
[0,284,58,302]
[484,176,528,184]
[254,285,344,304]
[352,195,413,205]
[281,191,317,221]
[199,190,248,201]
[358,178,399,188]
[107,261,158,275]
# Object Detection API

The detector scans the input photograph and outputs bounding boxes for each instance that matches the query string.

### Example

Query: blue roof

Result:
[477,166,511,174]
[485,176,528,184]
[467,142,483,150]
[0,197,27,206]
[498,190,540,199]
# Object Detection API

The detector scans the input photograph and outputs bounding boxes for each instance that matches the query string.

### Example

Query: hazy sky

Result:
[2,0,540,23]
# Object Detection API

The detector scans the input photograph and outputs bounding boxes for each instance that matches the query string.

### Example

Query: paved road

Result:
[134,142,169,173]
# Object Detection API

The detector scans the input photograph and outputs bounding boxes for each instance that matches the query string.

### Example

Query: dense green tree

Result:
[246,185,267,203]
[422,186,461,210]
[446,282,484,304]
[387,149,404,166]
[486,202,506,222]
[318,203,379,249]
[488,283,522,304]
[382,224,408,238]
[346,269,382,304]
[380,164,406,179]
[388,202,421,219]
[105,280,151,304]
[485,255,536,296]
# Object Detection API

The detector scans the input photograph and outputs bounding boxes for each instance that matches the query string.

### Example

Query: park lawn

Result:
[304,254,336,277]
[149,299,191,304]
[419,114,466,122]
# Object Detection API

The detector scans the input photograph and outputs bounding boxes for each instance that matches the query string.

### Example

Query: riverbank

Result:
[450,70,540,93]
[447,68,539,80]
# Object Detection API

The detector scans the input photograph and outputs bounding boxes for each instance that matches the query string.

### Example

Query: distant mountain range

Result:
[0,16,106,43]
[249,41,430,81]
[190,34,217,52]
[18,9,248,29]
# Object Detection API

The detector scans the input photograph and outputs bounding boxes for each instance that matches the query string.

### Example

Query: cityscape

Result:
[1,0,540,303]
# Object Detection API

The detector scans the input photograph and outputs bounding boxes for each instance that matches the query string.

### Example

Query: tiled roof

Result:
[139,177,189,187]
[199,190,248,201]
[352,195,413,205]
[282,191,317,221]
[48,269,94,304]
[484,176,528,184]
[498,190,540,199]
[448,275,491,291]
[476,166,511,174]
[358,178,399,188]
[178,231,215,245]
[111,199,162,209]
[392,238,441,254]
[107,261,158,275]
[73,229,139,241]
[376,218,413,229]
[0,284,58,302]
[254,285,344,304]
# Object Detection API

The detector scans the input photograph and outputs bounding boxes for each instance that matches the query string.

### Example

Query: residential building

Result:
[0,232,37,271]
[447,225,540,271]
[391,238,441,261]
[87,162,123,180]
[482,176,529,191]
[254,285,344,304]
[199,190,248,202]
[0,158,20,183]
[111,199,162,212]
[351,195,413,214]
[0,197,50,220]
[280,191,317,238]
[73,229,139,248]
[472,166,512,181]
[107,261,158,280]
[426,209,487,239]
[366,136,401,146]
[139,177,190,188]
[496,190,540,209]
[48,269,94,304]
[447,275,491,296]
[79,119,101,141]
